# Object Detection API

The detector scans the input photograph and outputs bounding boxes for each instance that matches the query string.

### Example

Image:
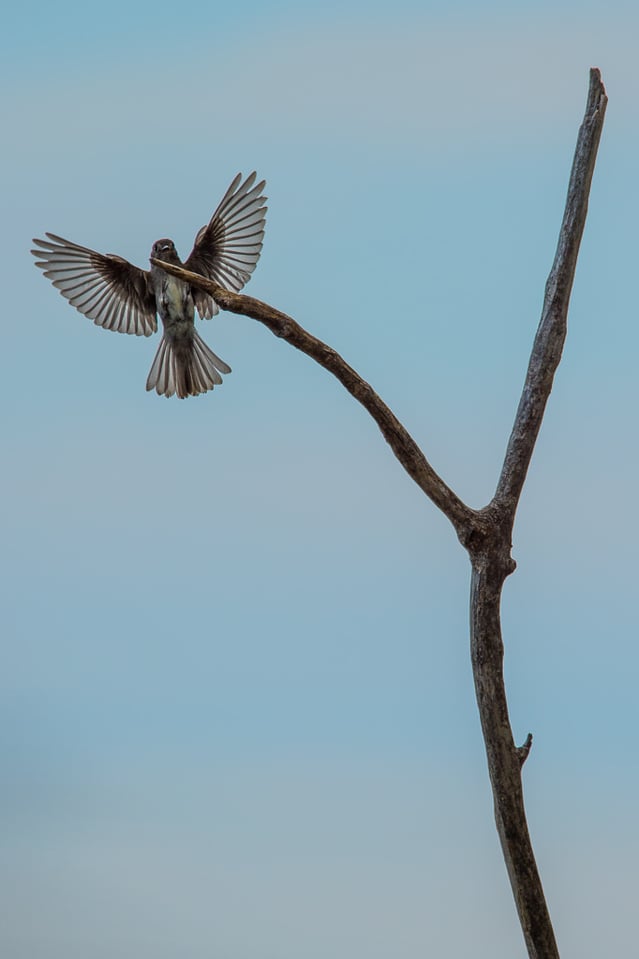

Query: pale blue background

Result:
[2,2,638,956]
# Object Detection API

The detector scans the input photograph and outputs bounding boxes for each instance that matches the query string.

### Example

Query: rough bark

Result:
[466,69,607,959]
[153,69,607,958]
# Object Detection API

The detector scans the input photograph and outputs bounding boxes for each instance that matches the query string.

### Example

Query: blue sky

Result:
[2,2,638,957]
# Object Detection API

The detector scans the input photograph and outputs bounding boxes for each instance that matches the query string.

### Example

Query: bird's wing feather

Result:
[32,233,157,336]
[184,172,267,319]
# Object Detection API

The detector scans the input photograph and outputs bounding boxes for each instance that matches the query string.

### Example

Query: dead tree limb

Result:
[153,68,607,959]
[466,69,607,959]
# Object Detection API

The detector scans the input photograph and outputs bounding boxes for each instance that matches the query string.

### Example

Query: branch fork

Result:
[153,69,607,959]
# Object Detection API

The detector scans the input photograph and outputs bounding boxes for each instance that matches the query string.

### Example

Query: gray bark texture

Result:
[153,68,607,958]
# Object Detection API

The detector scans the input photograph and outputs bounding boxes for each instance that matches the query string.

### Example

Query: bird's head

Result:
[151,238,180,265]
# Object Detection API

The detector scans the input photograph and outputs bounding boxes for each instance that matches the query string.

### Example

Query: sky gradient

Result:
[2,2,638,957]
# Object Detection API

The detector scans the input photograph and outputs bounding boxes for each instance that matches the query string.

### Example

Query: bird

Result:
[32,172,267,398]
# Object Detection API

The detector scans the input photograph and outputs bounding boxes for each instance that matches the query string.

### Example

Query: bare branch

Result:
[469,69,607,959]
[470,562,559,959]
[153,69,607,959]
[152,257,479,541]
[495,68,607,520]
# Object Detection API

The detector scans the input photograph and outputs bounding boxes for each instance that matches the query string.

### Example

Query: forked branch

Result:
[153,68,607,959]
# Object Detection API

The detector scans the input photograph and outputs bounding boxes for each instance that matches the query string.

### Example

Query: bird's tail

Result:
[146,330,231,399]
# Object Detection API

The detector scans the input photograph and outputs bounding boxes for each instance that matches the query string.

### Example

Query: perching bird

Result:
[32,172,267,398]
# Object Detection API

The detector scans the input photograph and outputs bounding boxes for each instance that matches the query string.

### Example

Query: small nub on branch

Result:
[517,733,534,767]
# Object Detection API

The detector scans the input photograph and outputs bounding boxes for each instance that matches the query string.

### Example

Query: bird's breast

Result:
[157,275,194,328]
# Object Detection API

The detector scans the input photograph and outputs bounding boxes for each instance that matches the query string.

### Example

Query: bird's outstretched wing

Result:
[32,234,157,336]
[185,172,267,319]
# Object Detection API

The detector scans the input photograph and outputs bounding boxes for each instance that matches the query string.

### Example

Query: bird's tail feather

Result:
[146,330,231,399]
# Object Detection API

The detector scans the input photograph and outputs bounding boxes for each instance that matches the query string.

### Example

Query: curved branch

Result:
[152,257,479,541]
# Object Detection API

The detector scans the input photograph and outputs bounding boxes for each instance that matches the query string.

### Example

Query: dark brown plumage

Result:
[32,172,267,398]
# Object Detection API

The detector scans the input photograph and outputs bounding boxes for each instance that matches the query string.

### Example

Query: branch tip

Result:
[493,67,607,521]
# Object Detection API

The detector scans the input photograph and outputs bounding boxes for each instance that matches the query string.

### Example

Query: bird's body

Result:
[145,238,232,398]
[151,247,193,324]
[32,172,267,398]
